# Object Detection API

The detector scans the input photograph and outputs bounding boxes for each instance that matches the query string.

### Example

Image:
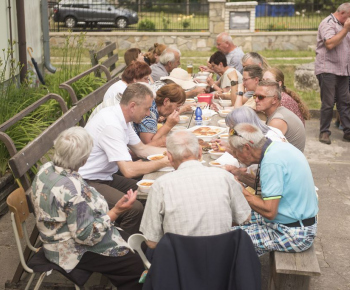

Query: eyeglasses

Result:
[229,128,254,144]
[242,77,254,82]
[253,94,275,101]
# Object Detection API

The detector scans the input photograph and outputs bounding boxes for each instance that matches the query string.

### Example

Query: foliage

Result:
[161,12,170,30]
[138,19,156,31]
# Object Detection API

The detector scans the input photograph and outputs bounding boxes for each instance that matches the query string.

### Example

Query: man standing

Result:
[79,83,169,235]
[200,32,244,74]
[150,47,181,81]
[254,80,305,152]
[140,130,251,249]
[315,3,350,144]
[230,123,318,256]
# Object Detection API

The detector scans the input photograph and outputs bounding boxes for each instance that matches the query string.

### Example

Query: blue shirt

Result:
[260,142,318,224]
[134,100,159,135]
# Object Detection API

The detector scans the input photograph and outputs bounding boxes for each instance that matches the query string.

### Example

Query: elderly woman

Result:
[133,83,186,146]
[30,127,144,290]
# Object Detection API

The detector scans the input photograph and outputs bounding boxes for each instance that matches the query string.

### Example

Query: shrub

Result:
[138,19,156,31]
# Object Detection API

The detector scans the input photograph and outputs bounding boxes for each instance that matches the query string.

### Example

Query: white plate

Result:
[187,125,225,141]
[147,154,166,161]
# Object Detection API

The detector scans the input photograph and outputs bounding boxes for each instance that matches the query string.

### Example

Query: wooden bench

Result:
[268,245,321,290]
[89,42,126,79]
[6,75,118,288]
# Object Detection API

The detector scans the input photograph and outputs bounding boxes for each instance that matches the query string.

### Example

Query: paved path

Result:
[0,119,349,289]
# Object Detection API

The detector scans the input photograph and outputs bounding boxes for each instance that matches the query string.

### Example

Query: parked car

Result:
[53,0,138,29]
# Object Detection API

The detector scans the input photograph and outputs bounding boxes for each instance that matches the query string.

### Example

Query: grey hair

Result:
[160,47,181,65]
[337,3,350,12]
[225,106,270,134]
[166,130,199,161]
[53,127,93,171]
[243,64,263,80]
[257,79,282,100]
[229,123,266,152]
[120,82,154,105]
[241,52,270,70]
[217,32,234,44]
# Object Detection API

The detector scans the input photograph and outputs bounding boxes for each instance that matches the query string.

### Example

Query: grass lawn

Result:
[50,47,321,110]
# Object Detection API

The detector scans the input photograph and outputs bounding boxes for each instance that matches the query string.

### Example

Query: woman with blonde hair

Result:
[263,67,310,125]
[134,83,186,146]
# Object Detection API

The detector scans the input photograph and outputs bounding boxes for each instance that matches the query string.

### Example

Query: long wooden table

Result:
[137,113,227,200]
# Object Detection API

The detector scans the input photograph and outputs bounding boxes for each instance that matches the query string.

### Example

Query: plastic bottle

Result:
[195,103,203,126]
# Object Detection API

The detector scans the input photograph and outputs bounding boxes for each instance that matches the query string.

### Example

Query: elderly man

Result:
[140,130,251,248]
[79,83,169,235]
[315,3,350,144]
[206,51,243,94]
[200,32,244,74]
[230,123,318,256]
[254,80,305,152]
[150,47,181,81]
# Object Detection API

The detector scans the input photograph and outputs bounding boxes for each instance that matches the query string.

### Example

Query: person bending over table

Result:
[31,127,144,290]
[79,83,170,235]
[140,130,251,249]
[229,123,318,256]
[134,83,186,146]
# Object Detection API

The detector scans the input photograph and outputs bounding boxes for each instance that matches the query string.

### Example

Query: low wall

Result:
[49,31,317,52]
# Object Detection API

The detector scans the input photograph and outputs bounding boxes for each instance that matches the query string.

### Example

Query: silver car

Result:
[53,0,138,29]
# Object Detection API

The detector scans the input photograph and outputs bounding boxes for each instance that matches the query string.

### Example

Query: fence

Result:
[48,1,209,32]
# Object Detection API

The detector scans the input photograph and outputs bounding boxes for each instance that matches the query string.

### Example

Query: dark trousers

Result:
[75,231,144,290]
[86,174,143,235]
[317,73,350,135]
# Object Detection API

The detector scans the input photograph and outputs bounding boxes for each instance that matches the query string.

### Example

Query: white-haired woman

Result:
[30,127,144,290]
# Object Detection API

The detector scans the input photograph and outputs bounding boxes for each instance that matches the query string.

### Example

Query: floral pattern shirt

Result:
[31,162,129,272]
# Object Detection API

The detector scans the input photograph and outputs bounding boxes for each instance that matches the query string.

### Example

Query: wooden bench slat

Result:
[95,42,117,61]
[274,245,321,276]
[110,63,127,78]
[101,54,119,70]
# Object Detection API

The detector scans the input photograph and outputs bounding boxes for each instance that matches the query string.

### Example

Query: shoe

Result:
[319,132,331,144]
[343,134,350,142]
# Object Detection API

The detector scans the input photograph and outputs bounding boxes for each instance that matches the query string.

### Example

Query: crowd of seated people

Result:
[30,38,318,288]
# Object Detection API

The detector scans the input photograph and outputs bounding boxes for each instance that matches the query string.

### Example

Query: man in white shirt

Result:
[140,130,251,248]
[79,83,170,234]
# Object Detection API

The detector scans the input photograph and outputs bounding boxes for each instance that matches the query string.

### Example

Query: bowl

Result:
[208,149,225,160]
[219,133,229,141]
[197,71,210,77]
[202,119,211,125]
[218,109,232,118]
[137,179,155,193]
[195,83,208,88]
[147,154,166,161]
[178,115,189,124]
[184,98,196,105]
[195,76,208,83]
[217,119,228,128]
[219,100,232,107]
[171,126,187,131]
[209,161,223,167]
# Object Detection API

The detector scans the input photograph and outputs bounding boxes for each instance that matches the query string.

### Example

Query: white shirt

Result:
[140,160,251,243]
[103,80,127,101]
[79,104,140,180]
[219,68,243,89]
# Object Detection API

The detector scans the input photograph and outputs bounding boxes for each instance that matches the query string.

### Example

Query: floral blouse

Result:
[281,92,305,126]
[31,162,129,272]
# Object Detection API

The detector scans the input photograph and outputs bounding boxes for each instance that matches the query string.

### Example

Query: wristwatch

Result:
[230,80,238,86]
[236,91,244,96]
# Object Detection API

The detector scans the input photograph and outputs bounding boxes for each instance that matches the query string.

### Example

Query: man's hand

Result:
[165,110,180,127]
[210,138,228,152]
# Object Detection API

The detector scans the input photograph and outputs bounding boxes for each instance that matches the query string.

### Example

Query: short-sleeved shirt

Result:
[103,80,128,101]
[151,62,169,82]
[266,106,305,152]
[315,14,350,76]
[140,160,251,242]
[31,162,129,272]
[79,104,141,180]
[260,142,319,224]
[218,68,243,89]
[225,47,244,74]
[134,100,159,135]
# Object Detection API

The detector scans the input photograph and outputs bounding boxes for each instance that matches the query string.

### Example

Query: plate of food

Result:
[209,160,224,168]
[147,154,166,161]
[188,126,225,141]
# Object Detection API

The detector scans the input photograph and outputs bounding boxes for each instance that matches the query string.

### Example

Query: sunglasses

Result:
[229,128,254,144]
[252,94,275,101]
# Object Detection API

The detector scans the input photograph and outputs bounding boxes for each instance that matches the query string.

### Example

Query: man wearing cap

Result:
[151,47,181,82]
[230,123,318,256]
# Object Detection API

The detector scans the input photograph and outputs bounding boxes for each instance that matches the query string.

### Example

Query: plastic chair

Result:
[7,187,92,290]
[128,233,151,269]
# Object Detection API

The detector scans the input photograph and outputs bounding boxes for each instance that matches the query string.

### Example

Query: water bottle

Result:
[195,104,202,126]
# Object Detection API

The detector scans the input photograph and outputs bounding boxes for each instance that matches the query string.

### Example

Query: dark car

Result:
[53,0,138,29]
